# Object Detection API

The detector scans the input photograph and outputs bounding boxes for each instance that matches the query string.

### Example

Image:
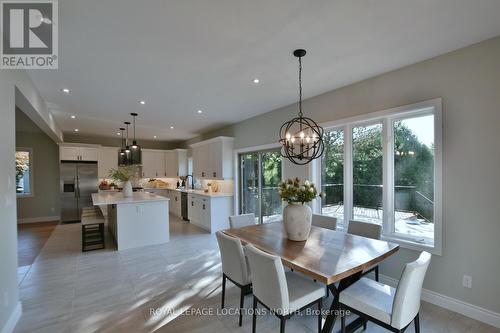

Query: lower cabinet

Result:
[145,189,181,218]
[187,193,232,233]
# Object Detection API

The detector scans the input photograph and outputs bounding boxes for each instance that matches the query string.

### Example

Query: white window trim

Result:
[16,147,35,198]
[316,98,442,255]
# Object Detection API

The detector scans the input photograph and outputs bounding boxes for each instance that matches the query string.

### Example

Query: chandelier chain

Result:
[298,56,303,118]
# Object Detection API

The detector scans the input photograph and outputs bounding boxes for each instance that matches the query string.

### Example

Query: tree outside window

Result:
[16,149,32,196]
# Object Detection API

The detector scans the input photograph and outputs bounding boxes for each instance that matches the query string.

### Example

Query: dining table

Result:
[223,222,399,333]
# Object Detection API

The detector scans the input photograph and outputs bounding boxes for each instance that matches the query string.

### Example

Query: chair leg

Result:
[414,312,420,333]
[221,275,226,309]
[363,320,367,330]
[252,296,257,333]
[341,311,345,333]
[375,266,379,282]
[280,317,286,333]
[318,298,323,333]
[239,287,245,326]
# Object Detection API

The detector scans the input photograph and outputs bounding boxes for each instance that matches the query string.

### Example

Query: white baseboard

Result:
[379,274,500,328]
[1,302,22,333]
[17,215,60,224]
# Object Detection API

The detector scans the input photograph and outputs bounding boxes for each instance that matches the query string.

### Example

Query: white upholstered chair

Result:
[339,251,431,333]
[311,214,337,230]
[245,244,325,333]
[216,232,252,326]
[347,220,383,281]
[229,213,256,229]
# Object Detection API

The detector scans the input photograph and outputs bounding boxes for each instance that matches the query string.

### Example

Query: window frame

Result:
[315,98,442,255]
[234,143,284,224]
[16,147,35,198]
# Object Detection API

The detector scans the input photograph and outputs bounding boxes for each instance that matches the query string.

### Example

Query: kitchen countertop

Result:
[92,192,170,205]
[143,187,234,198]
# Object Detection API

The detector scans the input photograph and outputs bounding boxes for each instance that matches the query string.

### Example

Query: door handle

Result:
[213,172,216,178]
[191,201,194,206]
[202,204,206,210]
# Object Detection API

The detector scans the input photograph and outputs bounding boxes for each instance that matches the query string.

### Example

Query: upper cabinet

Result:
[98,147,118,178]
[59,145,99,161]
[165,149,187,178]
[191,136,234,180]
[141,149,165,178]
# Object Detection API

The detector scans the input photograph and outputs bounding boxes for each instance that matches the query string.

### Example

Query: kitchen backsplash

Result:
[99,177,234,194]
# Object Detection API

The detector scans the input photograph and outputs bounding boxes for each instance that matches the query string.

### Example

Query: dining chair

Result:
[339,251,431,333]
[216,231,252,326]
[245,244,325,333]
[229,213,256,229]
[347,220,382,281]
[311,214,337,230]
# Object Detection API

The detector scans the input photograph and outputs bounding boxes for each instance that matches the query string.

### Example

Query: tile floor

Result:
[13,215,500,333]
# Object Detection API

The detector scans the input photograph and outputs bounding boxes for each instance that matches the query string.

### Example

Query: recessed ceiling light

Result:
[70,115,76,119]
[170,126,174,129]
[253,78,260,84]
[197,110,203,114]
[61,88,71,93]
[74,128,79,132]
[138,100,146,105]
[153,135,157,139]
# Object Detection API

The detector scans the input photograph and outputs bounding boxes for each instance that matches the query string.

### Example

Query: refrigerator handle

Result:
[76,177,80,198]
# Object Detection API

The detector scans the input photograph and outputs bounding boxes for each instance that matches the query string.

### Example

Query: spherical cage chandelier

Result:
[279,49,324,165]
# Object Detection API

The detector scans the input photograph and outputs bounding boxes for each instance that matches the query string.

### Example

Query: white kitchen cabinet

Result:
[187,193,232,233]
[165,149,187,178]
[170,190,181,217]
[190,136,233,180]
[59,145,99,161]
[142,149,165,178]
[98,147,119,178]
[79,147,99,161]
[145,189,182,218]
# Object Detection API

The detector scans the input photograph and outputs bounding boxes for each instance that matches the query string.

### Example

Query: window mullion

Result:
[383,118,395,236]
[344,124,353,226]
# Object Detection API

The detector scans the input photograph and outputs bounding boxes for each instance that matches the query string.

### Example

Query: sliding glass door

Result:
[239,150,282,224]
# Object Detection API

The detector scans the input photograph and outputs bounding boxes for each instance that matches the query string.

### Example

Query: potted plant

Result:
[278,177,324,241]
[109,165,138,197]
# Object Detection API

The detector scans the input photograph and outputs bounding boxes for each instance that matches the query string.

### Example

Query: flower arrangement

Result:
[278,177,325,204]
[108,165,138,182]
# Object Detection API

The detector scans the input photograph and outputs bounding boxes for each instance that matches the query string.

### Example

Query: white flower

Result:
[304,180,310,186]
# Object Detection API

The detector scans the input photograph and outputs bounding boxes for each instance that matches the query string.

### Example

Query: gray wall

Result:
[63,133,182,150]
[186,37,500,314]
[16,109,60,221]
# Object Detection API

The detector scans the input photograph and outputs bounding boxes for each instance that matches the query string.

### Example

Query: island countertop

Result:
[92,192,170,205]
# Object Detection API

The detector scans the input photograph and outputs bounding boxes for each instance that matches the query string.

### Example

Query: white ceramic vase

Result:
[283,203,312,241]
[123,180,133,197]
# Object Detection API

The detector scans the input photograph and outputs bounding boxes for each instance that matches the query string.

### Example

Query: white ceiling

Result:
[28,0,500,142]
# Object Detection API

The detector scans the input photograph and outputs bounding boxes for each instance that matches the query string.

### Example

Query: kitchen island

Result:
[92,192,169,250]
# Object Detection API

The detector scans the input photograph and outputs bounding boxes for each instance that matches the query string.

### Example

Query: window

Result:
[352,123,383,224]
[317,99,442,253]
[16,148,33,197]
[393,115,435,245]
[239,150,282,224]
[320,129,345,224]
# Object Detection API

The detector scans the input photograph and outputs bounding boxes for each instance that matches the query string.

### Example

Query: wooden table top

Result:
[223,222,399,285]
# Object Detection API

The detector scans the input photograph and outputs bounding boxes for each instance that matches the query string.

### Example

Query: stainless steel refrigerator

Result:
[60,161,98,223]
